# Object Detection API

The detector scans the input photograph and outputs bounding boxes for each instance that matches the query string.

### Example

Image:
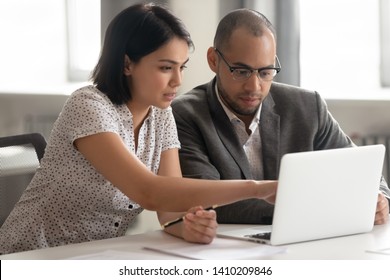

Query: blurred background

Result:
[1,0,390,137]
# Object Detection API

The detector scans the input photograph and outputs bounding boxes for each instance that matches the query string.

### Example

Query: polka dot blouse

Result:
[0,86,181,254]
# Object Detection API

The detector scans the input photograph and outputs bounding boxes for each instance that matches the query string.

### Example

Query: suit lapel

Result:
[206,80,253,179]
[260,93,280,179]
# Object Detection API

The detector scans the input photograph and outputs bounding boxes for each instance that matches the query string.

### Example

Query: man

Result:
[172,8,390,225]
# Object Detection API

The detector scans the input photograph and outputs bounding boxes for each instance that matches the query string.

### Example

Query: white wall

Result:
[326,99,390,138]
[170,0,217,94]
[0,93,68,138]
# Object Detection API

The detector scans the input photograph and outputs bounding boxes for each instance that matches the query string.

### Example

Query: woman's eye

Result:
[161,66,173,71]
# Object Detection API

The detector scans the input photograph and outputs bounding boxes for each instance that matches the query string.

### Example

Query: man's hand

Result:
[375,193,389,225]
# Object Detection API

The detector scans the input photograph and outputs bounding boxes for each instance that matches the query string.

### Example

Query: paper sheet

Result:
[366,247,390,255]
[66,250,156,260]
[143,237,286,260]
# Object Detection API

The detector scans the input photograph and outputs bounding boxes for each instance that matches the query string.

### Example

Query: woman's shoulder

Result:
[65,85,114,108]
[69,85,106,100]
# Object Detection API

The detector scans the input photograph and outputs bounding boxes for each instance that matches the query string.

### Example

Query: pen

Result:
[161,205,218,229]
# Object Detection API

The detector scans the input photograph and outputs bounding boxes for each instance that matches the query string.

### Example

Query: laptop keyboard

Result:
[245,232,272,240]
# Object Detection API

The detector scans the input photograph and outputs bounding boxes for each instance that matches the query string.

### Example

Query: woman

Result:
[0,3,277,255]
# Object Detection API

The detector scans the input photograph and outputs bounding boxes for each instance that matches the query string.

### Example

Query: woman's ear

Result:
[207,47,218,74]
[123,55,133,76]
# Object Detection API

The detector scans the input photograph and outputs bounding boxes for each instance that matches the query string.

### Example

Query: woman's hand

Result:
[180,206,218,244]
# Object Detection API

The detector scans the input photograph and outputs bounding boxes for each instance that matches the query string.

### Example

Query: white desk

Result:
[1,223,390,260]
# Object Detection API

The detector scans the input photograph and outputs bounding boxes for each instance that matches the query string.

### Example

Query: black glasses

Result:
[215,48,281,82]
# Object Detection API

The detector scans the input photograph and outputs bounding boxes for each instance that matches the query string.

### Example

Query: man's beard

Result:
[218,84,261,116]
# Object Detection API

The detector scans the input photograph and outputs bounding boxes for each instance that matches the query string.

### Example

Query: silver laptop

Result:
[218,145,385,245]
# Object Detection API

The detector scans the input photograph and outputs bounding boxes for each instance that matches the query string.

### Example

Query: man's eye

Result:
[234,69,251,76]
[259,69,274,77]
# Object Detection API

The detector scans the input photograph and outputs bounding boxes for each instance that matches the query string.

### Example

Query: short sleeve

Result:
[58,87,120,142]
[160,107,181,151]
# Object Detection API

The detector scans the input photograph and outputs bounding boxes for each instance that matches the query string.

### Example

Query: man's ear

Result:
[123,55,133,76]
[206,47,218,74]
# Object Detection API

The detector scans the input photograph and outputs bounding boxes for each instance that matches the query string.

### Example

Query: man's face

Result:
[211,28,277,118]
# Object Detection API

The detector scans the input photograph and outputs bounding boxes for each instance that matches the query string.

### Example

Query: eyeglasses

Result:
[215,48,281,82]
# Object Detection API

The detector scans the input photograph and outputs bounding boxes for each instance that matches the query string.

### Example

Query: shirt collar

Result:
[122,104,156,123]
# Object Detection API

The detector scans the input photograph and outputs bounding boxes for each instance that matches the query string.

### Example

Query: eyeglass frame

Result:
[214,48,281,82]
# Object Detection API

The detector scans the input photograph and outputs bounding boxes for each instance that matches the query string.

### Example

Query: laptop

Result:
[218,145,385,245]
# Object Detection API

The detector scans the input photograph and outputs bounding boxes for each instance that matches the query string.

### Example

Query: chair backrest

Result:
[0,133,47,226]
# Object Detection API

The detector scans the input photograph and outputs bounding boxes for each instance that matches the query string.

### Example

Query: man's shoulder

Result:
[172,82,210,109]
[269,82,320,103]
[267,83,326,116]
[270,82,317,96]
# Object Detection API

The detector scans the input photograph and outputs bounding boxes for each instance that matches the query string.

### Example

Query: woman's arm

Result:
[74,132,277,212]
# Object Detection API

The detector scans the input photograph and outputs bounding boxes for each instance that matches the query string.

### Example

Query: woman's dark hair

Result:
[91,3,193,105]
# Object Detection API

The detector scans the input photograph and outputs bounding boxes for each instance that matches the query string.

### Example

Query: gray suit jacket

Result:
[172,78,355,224]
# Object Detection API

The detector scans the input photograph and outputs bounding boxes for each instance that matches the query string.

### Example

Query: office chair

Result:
[0,133,47,226]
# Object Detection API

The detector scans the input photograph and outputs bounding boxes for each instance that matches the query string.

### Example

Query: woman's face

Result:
[125,37,189,110]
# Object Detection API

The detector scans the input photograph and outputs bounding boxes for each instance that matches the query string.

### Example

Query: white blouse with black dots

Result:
[0,85,181,255]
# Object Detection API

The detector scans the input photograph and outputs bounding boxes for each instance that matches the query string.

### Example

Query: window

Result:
[66,0,101,82]
[300,0,390,99]
[0,0,100,93]
[380,0,390,87]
